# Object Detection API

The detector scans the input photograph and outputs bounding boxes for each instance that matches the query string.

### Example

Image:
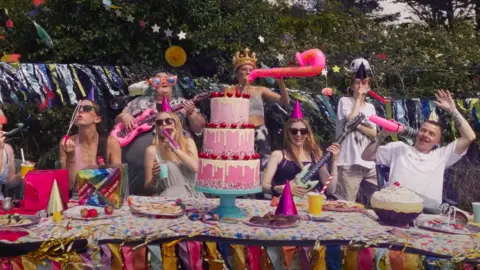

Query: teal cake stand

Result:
[195,186,262,219]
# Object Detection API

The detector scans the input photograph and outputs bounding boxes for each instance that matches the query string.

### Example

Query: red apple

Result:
[88,209,99,218]
[80,208,89,218]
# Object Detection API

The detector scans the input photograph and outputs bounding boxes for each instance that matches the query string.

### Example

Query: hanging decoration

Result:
[0,54,21,63]
[32,20,53,48]
[165,46,187,68]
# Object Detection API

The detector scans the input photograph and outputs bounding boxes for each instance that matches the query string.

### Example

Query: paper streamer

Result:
[133,246,147,270]
[37,259,51,270]
[374,248,390,270]
[357,248,374,270]
[282,246,296,269]
[388,250,405,270]
[260,247,271,270]
[47,64,65,104]
[80,251,93,269]
[299,247,311,269]
[178,242,191,270]
[11,257,22,270]
[343,248,358,270]
[325,245,341,270]
[1,258,10,270]
[108,244,123,270]
[21,257,37,270]
[218,243,232,270]
[205,242,223,270]
[404,253,420,270]
[266,246,283,270]
[247,246,262,270]
[57,64,78,105]
[147,244,163,270]
[121,245,134,270]
[312,246,326,270]
[161,243,177,269]
[187,242,203,270]
[231,245,246,270]
[69,64,86,97]
[100,244,112,270]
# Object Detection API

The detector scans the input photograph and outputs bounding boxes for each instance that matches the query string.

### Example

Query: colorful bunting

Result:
[32,21,53,48]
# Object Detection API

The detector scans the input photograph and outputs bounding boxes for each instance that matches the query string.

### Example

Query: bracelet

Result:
[66,159,76,163]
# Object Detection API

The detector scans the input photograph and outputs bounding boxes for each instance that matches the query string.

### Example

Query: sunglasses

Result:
[156,118,175,126]
[79,105,97,113]
[289,128,308,136]
[148,76,178,87]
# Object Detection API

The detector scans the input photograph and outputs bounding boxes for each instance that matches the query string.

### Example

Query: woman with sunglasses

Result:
[60,99,122,192]
[232,49,289,171]
[143,108,204,198]
[118,71,206,195]
[261,101,340,198]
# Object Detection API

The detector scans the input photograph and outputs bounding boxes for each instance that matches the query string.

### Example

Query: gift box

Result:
[23,169,69,211]
[76,164,129,208]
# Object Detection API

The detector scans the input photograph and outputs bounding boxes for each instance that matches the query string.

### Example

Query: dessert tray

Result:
[416,216,480,235]
[322,200,364,212]
[0,214,40,228]
[63,205,122,220]
[244,213,299,229]
[129,199,185,218]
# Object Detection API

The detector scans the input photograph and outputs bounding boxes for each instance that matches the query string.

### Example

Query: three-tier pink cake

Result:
[196,91,261,190]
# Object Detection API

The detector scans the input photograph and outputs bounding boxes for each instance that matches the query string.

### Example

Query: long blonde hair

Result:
[152,112,190,162]
[283,118,323,168]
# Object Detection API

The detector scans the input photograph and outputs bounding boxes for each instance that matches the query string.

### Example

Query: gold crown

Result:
[232,48,257,70]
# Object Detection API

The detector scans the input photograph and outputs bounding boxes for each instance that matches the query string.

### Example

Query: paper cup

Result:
[159,163,168,180]
[307,192,324,216]
[20,163,35,179]
[472,202,480,223]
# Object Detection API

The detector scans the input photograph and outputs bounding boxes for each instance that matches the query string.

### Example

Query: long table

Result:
[1,197,479,269]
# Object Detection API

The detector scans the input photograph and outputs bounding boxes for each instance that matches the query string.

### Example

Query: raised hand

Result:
[434,89,457,113]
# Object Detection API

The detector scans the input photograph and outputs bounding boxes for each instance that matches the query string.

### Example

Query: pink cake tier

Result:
[203,128,255,155]
[210,97,250,124]
[197,159,260,190]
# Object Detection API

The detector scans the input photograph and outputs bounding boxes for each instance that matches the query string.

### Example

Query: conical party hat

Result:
[275,181,298,216]
[355,63,368,80]
[428,109,439,122]
[291,100,303,119]
[47,180,64,216]
[161,96,172,112]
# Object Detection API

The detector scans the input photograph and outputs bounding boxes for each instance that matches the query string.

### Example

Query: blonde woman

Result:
[144,105,204,198]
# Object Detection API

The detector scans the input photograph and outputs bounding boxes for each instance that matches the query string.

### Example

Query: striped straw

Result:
[319,175,333,195]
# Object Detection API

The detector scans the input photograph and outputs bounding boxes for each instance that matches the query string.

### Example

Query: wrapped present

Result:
[76,164,129,208]
[23,169,69,211]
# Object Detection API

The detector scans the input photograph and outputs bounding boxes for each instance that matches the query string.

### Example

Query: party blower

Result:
[369,115,417,138]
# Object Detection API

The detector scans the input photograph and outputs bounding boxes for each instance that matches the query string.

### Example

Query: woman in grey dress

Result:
[144,110,204,198]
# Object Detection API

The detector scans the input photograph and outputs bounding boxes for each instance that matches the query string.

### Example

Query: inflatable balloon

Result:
[368,91,388,104]
[248,49,326,82]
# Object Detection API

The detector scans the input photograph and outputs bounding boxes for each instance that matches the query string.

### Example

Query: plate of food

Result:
[63,205,121,220]
[0,214,40,228]
[244,213,299,229]
[129,200,185,218]
[322,200,364,212]
[416,216,480,235]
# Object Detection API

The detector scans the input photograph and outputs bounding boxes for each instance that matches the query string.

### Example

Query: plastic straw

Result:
[20,148,25,163]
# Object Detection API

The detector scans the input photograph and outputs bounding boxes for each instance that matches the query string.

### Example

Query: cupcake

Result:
[371,185,424,226]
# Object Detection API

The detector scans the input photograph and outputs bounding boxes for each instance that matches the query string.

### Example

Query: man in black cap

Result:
[335,58,378,205]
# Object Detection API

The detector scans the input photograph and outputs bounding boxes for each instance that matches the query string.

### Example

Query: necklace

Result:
[80,134,98,161]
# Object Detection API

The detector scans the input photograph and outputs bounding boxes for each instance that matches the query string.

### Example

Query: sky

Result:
[376,0,417,23]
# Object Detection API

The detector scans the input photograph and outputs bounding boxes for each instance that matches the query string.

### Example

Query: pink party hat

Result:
[161,96,172,112]
[275,181,298,216]
[291,100,303,119]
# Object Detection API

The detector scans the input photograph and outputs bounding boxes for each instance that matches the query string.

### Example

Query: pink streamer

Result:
[187,242,203,270]
[247,246,262,270]
[1,258,10,270]
[121,246,134,270]
[178,242,192,269]
[357,248,374,270]
[51,260,61,270]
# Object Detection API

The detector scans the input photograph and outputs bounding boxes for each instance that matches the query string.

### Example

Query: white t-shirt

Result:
[336,97,377,169]
[376,140,466,204]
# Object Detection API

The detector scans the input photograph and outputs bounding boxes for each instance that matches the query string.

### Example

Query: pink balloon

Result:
[248,49,326,82]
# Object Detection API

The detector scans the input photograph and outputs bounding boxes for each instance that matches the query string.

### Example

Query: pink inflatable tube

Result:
[162,129,180,149]
[369,115,403,133]
[248,49,326,82]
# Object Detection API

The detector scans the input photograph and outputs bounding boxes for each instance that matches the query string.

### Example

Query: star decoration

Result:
[178,31,187,40]
[321,69,328,77]
[276,53,284,61]
[104,5,111,11]
[126,15,134,22]
[152,24,160,33]
[258,35,265,43]
[115,10,122,17]
[164,28,173,37]
[332,65,340,73]
[139,20,146,28]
